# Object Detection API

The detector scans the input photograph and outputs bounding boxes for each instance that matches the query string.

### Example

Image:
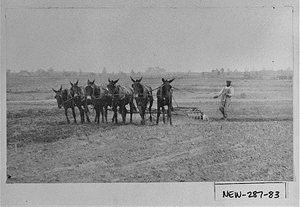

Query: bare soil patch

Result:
[6,103,293,183]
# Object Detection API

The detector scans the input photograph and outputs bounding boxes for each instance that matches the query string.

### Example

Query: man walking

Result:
[213,80,234,120]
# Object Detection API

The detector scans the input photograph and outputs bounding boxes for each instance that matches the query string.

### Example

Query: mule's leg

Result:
[156,101,160,125]
[82,107,85,123]
[95,106,100,124]
[65,108,70,124]
[122,104,127,124]
[168,104,172,125]
[84,103,91,123]
[140,102,146,125]
[166,104,170,123]
[162,106,166,124]
[100,106,104,123]
[130,101,134,124]
[111,107,115,122]
[142,106,146,125]
[112,108,116,123]
[94,106,97,124]
[149,97,153,122]
[104,104,108,123]
[114,111,117,123]
[138,104,143,124]
[93,106,97,123]
[94,113,97,123]
[113,104,118,124]
[111,102,115,123]
[72,107,77,123]
[94,104,97,123]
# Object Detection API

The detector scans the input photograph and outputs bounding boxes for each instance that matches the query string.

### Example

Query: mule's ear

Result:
[87,79,90,84]
[92,80,95,84]
[114,79,119,84]
[130,77,135,83]
[168,78,175,83]
[138,76,143,82]
[162,78,165,82]
[52,88,57,93]
[70,81,73,86]
[108,78,111,83]
[75,80,79,85]
[59,85,62,91]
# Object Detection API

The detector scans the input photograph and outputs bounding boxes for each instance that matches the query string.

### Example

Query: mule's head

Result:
[161,78,175,96]
[107,78,119,97]
[52,85,63,109]
[70,80,80,97]
[87,79,95,87]
[85,85,94,101]
[86,79,96,100]
[131,76,143,97]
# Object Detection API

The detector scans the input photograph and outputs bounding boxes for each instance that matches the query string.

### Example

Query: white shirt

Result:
[217,86,234,102]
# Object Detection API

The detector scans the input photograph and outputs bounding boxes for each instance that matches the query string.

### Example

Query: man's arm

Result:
[213,87,224,99]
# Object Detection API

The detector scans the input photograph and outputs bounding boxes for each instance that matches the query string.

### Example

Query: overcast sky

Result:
[4,1,294,73]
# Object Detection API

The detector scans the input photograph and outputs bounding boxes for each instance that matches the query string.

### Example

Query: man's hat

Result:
[226,80,232,84]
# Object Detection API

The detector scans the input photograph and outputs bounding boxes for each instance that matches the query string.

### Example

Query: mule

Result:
[156,78,175,125]
[70,80,91,124]
[86,79,112,124]
[131,76,153,125]
[107,78,135,124]
[52,85,77,124]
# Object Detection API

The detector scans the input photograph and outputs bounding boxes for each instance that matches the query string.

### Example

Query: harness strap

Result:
[57,93,75,106]
[62,97,75,105]
[151,85,162,92]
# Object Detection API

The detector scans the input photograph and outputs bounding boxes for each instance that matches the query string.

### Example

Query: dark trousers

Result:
[219,97,231,118]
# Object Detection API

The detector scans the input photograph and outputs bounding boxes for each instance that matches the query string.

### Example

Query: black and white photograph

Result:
[1,0,299,206]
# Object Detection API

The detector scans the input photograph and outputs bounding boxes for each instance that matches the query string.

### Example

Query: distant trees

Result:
[145,66,166,75]
[211,68,224,76]
[90,72,96,77]
[243,71,251,79]
[62,71,73,77]
[276,74,293,80]
[47,67,55,75]
[32,67,57,76]
[18,70,31,76]
[130,70,136,77]
[136,71,142,77]
[129,69,142,78]
[7,65,292,80]
[118,71,127,77]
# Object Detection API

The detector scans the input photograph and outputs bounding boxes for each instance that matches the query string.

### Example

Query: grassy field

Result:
[6,75,293,183]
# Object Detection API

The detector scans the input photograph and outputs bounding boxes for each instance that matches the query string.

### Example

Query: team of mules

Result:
[53,77,175,125]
